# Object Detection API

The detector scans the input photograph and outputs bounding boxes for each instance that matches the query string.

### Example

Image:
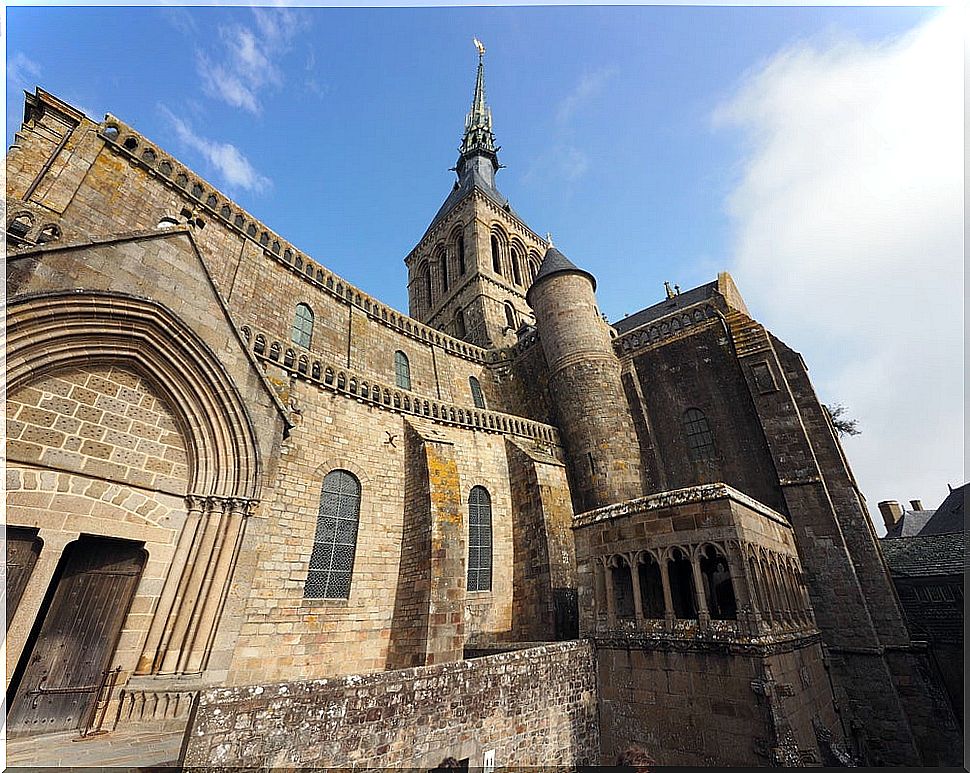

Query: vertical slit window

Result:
[438,246,449,293]
[511,247,522,285]
[684,408,716,461]
[292,303,314,349]
[394,350,411,390]
[491,236,502,275]
[467,486,492,592]
[504,302,517,331]
[455,308,467,339]
[456,233,466,275]
[304,470,361,599]
[469,376,485,409]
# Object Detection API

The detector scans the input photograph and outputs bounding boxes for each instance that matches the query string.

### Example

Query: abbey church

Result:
[4,49,961,768]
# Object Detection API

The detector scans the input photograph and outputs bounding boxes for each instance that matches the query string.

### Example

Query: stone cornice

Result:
[572,483,791,529]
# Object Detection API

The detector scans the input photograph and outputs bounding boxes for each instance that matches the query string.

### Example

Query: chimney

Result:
[878,500,904,532]
[909,499,923,511]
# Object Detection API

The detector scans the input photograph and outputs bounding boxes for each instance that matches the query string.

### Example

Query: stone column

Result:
[603,557,617,628]
[136,495,205,674]
[691,552,711,627]
[628,553,645,628]
[659,556,675,627]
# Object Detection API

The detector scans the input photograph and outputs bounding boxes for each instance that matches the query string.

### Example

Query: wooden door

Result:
[6,535,145,736]
[6,526,43,629]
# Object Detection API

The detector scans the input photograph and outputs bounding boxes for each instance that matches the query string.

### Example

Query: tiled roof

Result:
[921,483,966,536]
[880,532,966,578]
[884,508,936,538]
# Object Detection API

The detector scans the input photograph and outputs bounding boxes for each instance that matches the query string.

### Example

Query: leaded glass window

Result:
[394,350,411,390]
[684,408,716,461]
[304,470,361,599]
[469,376,485,409]
[467,486,492,592]
[292,303,314,349]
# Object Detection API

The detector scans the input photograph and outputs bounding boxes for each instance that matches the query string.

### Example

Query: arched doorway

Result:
[7,535,146,736]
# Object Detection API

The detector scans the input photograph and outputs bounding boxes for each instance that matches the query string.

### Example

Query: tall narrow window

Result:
[510,246,522,285]
[292,303,314,348]
[394,350,411,390]
[304,470,361,599]
[467,486,492,592]
[455,308,467,338]
[491,235,502,275]
[504,302,517,331]
[419,261,432,310]
[456,232,466,275]
[469,376,485,409]
[437,246,449,293]
[683,408,716,460]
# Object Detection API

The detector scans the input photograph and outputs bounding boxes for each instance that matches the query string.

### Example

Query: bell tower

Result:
[405,40,548,349]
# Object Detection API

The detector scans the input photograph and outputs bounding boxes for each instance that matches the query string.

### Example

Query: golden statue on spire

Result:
[473,37,486,56]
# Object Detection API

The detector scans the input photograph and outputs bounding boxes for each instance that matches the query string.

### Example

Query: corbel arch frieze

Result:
[7,291,263,502]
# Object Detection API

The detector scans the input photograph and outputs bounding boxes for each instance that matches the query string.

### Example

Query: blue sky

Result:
[6,5,962,524]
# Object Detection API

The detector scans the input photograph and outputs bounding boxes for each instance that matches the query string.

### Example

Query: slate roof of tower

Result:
[428,171,518,232]
[880,532,966,577]
[885,508,937,538]
[613,280,718,334]
[526,245,597,303]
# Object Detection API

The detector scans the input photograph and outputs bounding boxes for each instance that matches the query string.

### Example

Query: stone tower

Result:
[405,42,547,348]
[527,244,643,512]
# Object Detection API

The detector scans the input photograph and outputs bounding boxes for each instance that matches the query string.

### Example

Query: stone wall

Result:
[182,640,599,769]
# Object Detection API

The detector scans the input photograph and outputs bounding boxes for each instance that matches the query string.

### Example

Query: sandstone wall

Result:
[182,640,599,769]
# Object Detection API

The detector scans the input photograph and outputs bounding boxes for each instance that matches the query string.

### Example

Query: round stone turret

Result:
[528,245,643,513]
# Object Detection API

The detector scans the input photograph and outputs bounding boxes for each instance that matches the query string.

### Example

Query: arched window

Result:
[469,376,485,409]
[504,302,517,331]
[394,350,411,390]
[292,303,314,348]
[418,261,432,310]
[611,556,635,621]
[491,235,502,275]
[667,547,697,619]
[638,553,665,618]
[699,545,737,620]
[467,486,492,592]
[455,308,467,339]
[437,245,449,293]
[304,470,361,599]
[455,231,466,275]
[683,408,716,461]
[510,246,523,285]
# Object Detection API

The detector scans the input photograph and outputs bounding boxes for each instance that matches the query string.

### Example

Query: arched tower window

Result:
[510,245,523,285]
[437,245,449,293]
[491,235,502,275]
[455,230,466,275]
[667,547,697,619]
[419,261,433,311]
[467,486,493,592]
[504,302,517,331]
[611,556,635,621]
[292,303,314,349]
[638,553,665,618]
[455,308,467,339]
[469,376,485,409]
[683,408,716,461]
[304,470,361,599]
[394,350,411,390]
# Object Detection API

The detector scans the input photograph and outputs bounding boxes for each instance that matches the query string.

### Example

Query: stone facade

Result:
[4,71,960,767]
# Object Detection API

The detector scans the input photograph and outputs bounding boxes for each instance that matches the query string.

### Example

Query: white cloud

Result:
[713,9,964,532]
[7,52,41,87]
[524,67,615,188]
[196,9,307,114]
[161,106,271,194]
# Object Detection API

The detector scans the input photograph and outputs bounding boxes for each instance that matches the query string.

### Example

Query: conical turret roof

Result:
[526,244,597,305]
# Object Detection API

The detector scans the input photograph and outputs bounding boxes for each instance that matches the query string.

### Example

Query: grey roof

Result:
[921,483,966,536]
[427,169,516,234]
[880,531,966,578]
[613,280,718,334]
[885,508,937,539]
[526,245,596,303]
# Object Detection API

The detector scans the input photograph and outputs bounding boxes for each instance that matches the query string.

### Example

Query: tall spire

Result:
[457,38,499,184]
